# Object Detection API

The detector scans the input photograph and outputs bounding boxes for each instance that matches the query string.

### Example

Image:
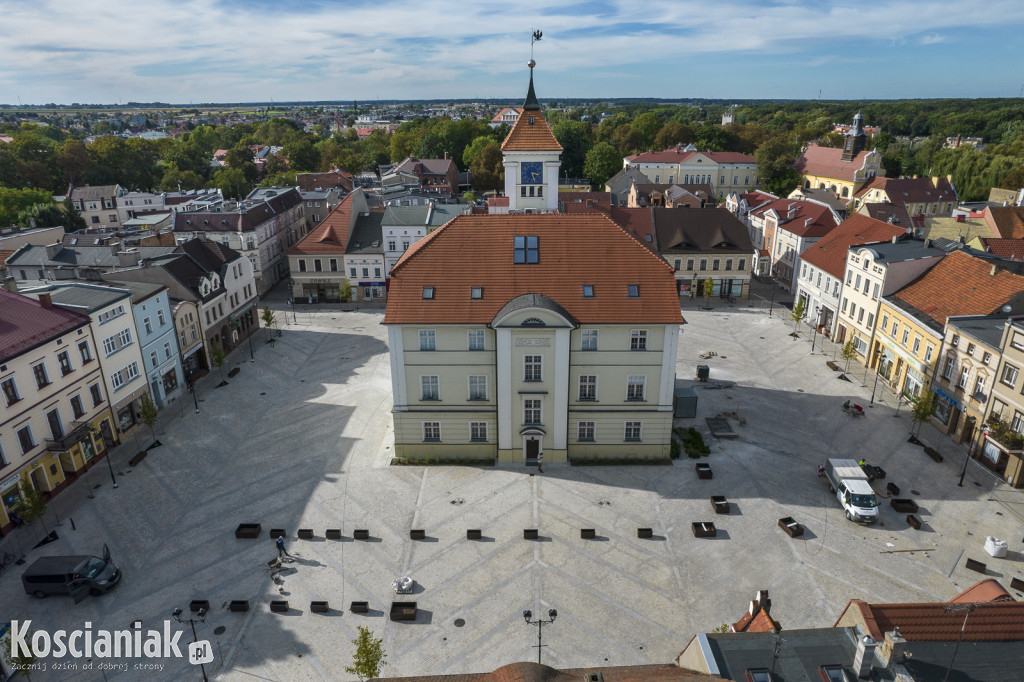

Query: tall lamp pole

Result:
[96,427,118,489]
[173,607,209,682]
[870,347,882,405]
[958,416,977,487]
[189,379,200,414]
[811,307,820,353]
[246,319,255,362]
[523,608,557,665]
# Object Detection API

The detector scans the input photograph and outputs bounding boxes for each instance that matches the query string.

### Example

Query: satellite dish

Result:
[1003,304,1012,313]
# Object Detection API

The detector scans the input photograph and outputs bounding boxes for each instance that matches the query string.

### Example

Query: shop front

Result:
[301,278,343,303]
[357,281,387,302]
[181,342,207,382]
[113,385,149,441]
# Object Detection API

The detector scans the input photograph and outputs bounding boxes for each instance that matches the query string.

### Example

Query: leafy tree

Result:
[755,136,802,196]
[16,483,49,534]
[0,187,53,228]
[702,277,714,307]
[16,202,64,228]
[62,196,88,232]
[462,191,477,204]
[551,120,593,179]
[583,142,622,189]
[1001,166,1024,189]
[139,393,158,442]
[210,339,226,382]
[159,165,206,192]
[611,124,642,156]
[283,138,319,172]
[791,298,807,334]
[261,306,276,340]
[654,122,694,150]
[55,139,91,187]
[910,391,935,437]
[630,112,662,149]
[345,626,386,681]
[461,135,496,169]
[841,339,857,374]
[469,142,504,193]
[340,278,353,302]
[224,144,258,183]
[209,167,250,200]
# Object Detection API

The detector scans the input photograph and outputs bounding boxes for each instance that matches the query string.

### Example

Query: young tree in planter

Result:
[340,278,353,303]
[261,306,276,341]
[840,338,857,374]
[16,483,49,535]
[702,277,714,308]
[345,626,386,681]
[139,393,158,443]
[790,298,807,336]
[210,339,226,383]
[910,391,935,437]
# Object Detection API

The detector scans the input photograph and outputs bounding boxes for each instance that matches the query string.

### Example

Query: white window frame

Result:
[523,398,542,425]
[420,375,439,400]
[626,375,646,401]
[581,329,598,351]
[624,421,642,442]
[418,329,436,351]
[578,375,597,401]
[422,422,441,442]
[577,421,595,442]
[468,375,487,401]
[630,329,648,351]
[524,355,542,382]
[470,422,488,442]
[467,329,485,351]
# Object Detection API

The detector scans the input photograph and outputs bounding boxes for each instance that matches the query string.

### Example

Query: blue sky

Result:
[1,0,1023,105]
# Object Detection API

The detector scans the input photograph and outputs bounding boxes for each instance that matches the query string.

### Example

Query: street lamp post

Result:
[523,608,557,665]
[768,277,776,318]
[811,307,820,353]
[96,427,118,489]
[189,380,199,414]
[247,321,254,362]
[870,348,882,406]
[958,416,977,487]
[173,607,209,682]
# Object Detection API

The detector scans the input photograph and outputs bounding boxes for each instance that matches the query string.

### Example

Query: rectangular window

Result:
[891,321,899,338]
[418,329,436,351]
[958,367,969,389]
[46,408,64,439]
[374,267,381,278]
[144,317,153,334]
[952,334,960,348]
[90,382,103,406]
[624,421,642,441]
[581,329,598,351]
[423,422,440,441]
[164,342,171,359]
[58,350,73,376]
[849,303,856,319]
[966,343,976,356]
[857,308,864,324]
[349,267,357,277]
[422,286,434,300]
[471,287,483,300]
[841,298,848,314]
[630,329,648,351]
[157,310,166,326]
[582,284,595,298]
[388,241,396,251]
[901,329,910,346]
[924,345,934,363]
[974,376,986,400]
[578,375,596,401]
[943,357,955,379]
[524,355,542,382]
[421,375,439,400]
[1001,362,1018,387]
[33,362,50,389]
[468,329,485,350]
[111,370,125,391]
[470,422,488,442]
[1014,412,1024,434]
[330,258,338,272]
[150,350,159,368]
[738,258,746,271]
[70,394,86,418]
[362,268,368,278]
[855,274,861,290]
[118,328,132,347]
[912,336,921,354]
[627,284,639,297]
[469,375,487,400]
[513,235,539,264]
[866,313,874,330]
[17,425,36,453]
[524,399,541,424]
[126,361,139,382]
[314,259,323,272]
[1,377,20,406]
[577,421,595,442]
[873,282,880,299]
[673,259,681,271]
[725,259,733,271]
[846,270,853,285]
[699,258,707,270]
[626,375,646,401]
[881,315,889,333]
[78,340,93,363]
[687,258,695,270]
[299,260,308,272]
[712,260,720,271]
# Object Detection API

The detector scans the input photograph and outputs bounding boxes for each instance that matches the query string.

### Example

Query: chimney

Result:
[853,635,877,678]
[116,248,139,267]
[875,628,907,669]
[44,242,62,259]
[957,234,965,244]
[110,243,120,256]
[991,264,999,276]
[38,292,53,308]
[891,235,898,244]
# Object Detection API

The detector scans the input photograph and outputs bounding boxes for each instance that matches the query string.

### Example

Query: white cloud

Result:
[919,33,946,45]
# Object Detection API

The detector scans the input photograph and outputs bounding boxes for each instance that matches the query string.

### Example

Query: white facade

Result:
[503,152,560,212]
[795,261,843,337]
[384,225,425,276]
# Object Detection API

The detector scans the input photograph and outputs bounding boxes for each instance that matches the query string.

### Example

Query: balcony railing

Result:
[44,421,92,453]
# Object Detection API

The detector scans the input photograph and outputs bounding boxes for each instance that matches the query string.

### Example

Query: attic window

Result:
[422,286,435,300]
[514,235,539,264]
[528,117,535,125]
[522,317,545,326]
[582,284,595,298]
[627,284,639,298]
[819,666,844,682]
[644,234,652,243]
[471,287,483,300]
[744,670,772,682]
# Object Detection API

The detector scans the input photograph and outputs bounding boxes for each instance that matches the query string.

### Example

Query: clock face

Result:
[521,162,543,185]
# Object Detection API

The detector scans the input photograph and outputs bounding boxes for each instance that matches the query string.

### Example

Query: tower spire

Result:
[523,30,542,111]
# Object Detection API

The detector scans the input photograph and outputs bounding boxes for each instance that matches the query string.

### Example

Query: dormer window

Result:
[627,284,639,297]
[513,235,539,264]
[422,286,435,300]
[582,285,595,298]
[471,287,483,300]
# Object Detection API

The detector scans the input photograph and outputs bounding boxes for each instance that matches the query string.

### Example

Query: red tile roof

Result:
[288,193,353,256]
[793,144,874,182]
[563,204,657,253]
[892,249,1024,326]
[0,289,91,364]
[854,175,957,204]
[501,110,562,152]
[627,148,755,164]
[384,214,682,325]
[381,661,722,681]
[749,197,838,238]
[976,237,1024,261]
[799,214,905,278]
[296,169,353,192]
[985,206,1024,239]
[558,191,612,207]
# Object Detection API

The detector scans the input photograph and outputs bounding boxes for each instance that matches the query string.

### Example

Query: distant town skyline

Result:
[2,0,1024,106]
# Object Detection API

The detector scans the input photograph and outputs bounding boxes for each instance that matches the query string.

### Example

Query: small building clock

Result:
[521,162,543,185]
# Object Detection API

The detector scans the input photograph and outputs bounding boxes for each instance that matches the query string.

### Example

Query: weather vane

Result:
[530,29,542,63]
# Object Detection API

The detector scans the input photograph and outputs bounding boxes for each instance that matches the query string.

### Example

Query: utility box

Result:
[696,365,710,382]
[674,384,698,418]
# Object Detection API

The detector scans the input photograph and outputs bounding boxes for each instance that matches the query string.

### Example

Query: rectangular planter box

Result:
[190,600,209,613]
[227,367,240,378]
[311,601,329,613]
[353,529,370,540]
[325,529,342,539]
[467,529,482,540]
[890,498,919,514]
[229,600,249,612]
[924,446,943,462]
[523,528,539,540]
[270,600,288,613]
[350,601,369,613]
[907,514,922,530]
[696,464,713,479]
[692,521,717,538]
[128,451,147,467]
[269,528,286,539]
[390,601,417,621]
[887,482,901,496]
[580,528,596,539]
[637,527,654,539]
[234,523,261,539]
[410,529,426,540]
[965,558,987,574]
[1010,577,1024,592]
[778,517,804,537]
[711,496,730,514]
[297,528,314,539]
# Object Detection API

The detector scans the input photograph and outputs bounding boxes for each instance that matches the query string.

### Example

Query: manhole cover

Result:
[454,619,465,627]
[214,626,226,635]
[910,490,921,496]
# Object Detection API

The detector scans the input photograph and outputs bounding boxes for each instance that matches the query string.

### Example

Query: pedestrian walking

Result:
[275,535,293,559]
[537,451,543,474]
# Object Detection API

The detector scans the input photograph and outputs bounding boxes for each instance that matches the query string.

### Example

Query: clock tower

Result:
[501,59,562,212]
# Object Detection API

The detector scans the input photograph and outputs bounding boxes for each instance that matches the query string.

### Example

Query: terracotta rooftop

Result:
[985,205,1024,239]
[384,214,682,326]
[288,193,353,256]
[296,169,353,192]
[793,144,874,182]
[798,214,905,278]
[859,203,915,230]
[976,237,1024,260]
[749,197,838,238]
[0,289,91,364]
[627,147,756,165]
[562,204,658,253]
[380,661,722,681]
[891,249,1024,328]
[651,207,755,256]
[854,175,957,204]
[501,110,562,152]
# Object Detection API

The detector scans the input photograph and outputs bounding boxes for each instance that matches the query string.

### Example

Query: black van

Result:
[22,545,121,602]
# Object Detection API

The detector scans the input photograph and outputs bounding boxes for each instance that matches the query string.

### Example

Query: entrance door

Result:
[525,438,539,464]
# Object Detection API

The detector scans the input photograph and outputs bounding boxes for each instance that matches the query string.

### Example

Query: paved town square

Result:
[2,292,1022,680]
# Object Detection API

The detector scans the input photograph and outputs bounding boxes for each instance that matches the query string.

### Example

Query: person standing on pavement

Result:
[537,451,543,473]
[275,535,293,559]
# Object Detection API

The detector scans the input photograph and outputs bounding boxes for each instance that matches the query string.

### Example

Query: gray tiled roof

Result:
[6,245,177,268]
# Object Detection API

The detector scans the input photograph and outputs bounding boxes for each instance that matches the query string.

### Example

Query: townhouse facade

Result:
[382,202,471,276]
[624,145,758,196]
[384,213,683,464]
[752,198,840,289]
[652,207,754,301]
[931,316,1002,451]
[68,184,125,230]
[0,291,116,536]
[981,321,1024,487]
[852,176,958,217]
